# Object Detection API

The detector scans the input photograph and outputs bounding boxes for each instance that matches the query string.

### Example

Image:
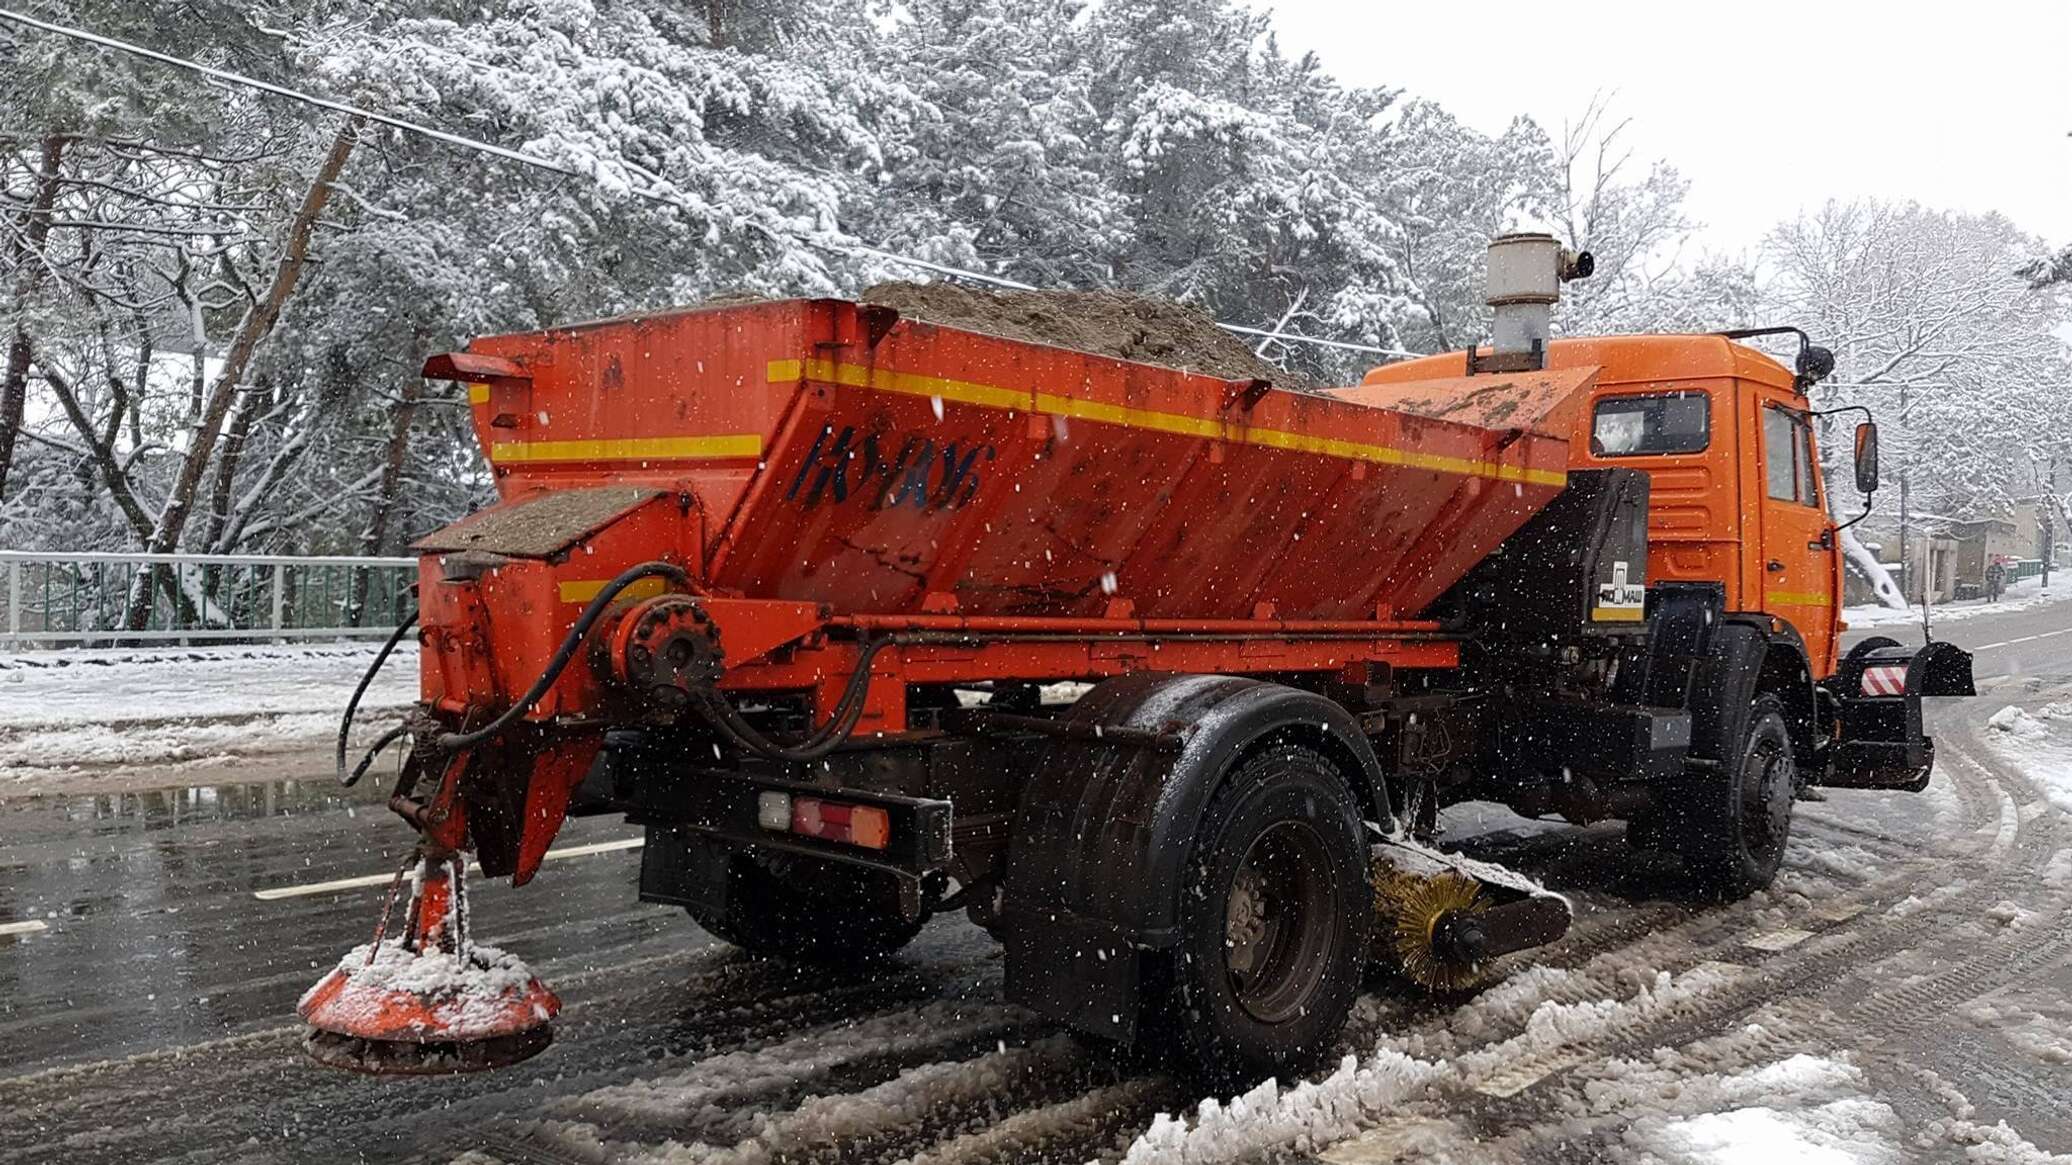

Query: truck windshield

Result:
[1591,392,1709,456]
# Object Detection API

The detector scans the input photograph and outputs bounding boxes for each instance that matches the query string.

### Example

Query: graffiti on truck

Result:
[785,423,995,512]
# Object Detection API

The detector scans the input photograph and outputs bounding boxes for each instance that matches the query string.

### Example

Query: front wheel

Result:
[1158,744,1372,1083]
[1675,695,1797,898]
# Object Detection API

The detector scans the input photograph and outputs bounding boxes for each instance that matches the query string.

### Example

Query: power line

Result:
[0,8,581,178]
[0,7,1417,360]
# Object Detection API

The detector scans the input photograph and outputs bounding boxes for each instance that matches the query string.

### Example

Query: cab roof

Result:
[1364,334,1799,395]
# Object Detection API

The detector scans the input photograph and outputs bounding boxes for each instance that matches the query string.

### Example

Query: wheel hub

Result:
[1742,744,1794,861]
[1221,820,1334,1024]
[1225,867,1269,980]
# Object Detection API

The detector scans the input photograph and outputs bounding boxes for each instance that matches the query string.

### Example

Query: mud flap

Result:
[1821,637,1975,792]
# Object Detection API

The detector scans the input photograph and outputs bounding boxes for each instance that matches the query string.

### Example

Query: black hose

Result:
[342,558,863,768]
[337,611,418,787]
[343,723,414,788]
[431,560,693,753]
[694,635,890,763]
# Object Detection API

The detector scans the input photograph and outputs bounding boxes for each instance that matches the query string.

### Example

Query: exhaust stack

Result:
[1479,233,1593,373]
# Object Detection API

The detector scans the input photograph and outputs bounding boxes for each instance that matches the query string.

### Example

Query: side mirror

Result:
[1798,345,1836,384]
[1854,421,1880,493]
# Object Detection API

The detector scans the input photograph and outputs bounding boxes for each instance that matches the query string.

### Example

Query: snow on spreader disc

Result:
[297,940,559,1074]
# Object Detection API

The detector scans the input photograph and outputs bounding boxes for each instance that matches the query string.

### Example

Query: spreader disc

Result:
[303,1025,554,1075]
[298,938,560,1075]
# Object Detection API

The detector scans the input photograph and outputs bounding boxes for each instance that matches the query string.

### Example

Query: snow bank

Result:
[0,643,418,729]
[1983,703,2072,813]
[0,643,416,777]
[1121,964,1740,1164]
[1120,1050,1443,1165]
[1843,575,2066,629]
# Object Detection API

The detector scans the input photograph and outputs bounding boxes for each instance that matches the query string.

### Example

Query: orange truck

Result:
[304,235,1972,1081]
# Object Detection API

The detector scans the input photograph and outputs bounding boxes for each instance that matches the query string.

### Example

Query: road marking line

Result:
[536,838,647,860]
[252,837,645,901]
[1817,902,1867,923]
[1974,627,2072,651]
[0,920,49,936]
[1744,928,1814,952]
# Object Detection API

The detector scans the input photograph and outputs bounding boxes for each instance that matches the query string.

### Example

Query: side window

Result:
[1591,392,1710,456]
[1763,405,1820,507]
[1763,407,1797,501]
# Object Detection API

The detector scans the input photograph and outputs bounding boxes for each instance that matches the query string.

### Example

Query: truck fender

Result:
[1752,619,1821,767]
[997,672,1386,1041]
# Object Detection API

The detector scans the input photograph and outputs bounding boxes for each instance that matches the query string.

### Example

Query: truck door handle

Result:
[1767,559,1786,572]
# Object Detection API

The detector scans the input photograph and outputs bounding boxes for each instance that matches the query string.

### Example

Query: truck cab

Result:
[1368,334,1845,677]
[1366,236,1971,826]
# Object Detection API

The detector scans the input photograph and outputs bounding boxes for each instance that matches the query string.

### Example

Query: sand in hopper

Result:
[861,282,1322,391]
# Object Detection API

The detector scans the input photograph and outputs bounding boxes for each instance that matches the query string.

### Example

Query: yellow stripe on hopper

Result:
[559,577,668,604]
[801,357,1033,410]
[769,358,1568,488]
[491,434,763,463]
[467,383,491,404]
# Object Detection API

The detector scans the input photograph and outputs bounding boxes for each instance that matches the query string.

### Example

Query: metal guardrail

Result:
[0,551,416,647]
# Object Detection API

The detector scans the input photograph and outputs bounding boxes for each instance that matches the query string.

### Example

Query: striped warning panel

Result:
[1861,663,1908,696]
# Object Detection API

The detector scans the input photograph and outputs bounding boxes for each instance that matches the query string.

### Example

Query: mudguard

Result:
[1632,584,1768,768]
[996,672,1387,1041]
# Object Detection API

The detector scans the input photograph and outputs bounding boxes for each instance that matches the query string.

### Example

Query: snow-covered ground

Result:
[1122,971,2072,1165]
[1985,701,2072,813]
[0,642,416,781]
[1844,573,2068,629]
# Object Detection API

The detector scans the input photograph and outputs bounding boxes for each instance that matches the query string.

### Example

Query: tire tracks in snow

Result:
[1436,696,2072,1157]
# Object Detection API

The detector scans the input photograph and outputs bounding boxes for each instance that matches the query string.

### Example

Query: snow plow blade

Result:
[1821,637,1976,792]
[298,850,559,1075]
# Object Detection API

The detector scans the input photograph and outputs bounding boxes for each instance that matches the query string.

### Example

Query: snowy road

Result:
[1,603,2069,1164]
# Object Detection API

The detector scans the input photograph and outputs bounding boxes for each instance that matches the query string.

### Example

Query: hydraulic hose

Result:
[430,560,694,754]
[693,635,890,764]
[342,558,869,772]
[337,611,418,787]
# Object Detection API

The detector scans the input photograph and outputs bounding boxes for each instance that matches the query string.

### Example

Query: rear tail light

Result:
[756,791,792,831]
[790,797,891,850]
[755,791,891,851]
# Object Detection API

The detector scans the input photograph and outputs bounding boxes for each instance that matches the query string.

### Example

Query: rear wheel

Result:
[686,856,925,963]
[1676,694,1797,898]
[1159,744,1372,1083]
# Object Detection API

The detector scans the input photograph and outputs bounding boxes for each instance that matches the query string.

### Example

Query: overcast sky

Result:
[1255,0,2071,255]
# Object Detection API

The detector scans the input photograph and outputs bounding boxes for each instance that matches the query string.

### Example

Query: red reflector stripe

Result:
[790,798,892,850]
[1861,665,1908,697]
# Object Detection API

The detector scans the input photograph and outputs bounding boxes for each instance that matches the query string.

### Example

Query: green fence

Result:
[0,552,416,648]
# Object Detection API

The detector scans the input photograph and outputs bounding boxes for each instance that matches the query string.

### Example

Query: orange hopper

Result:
[305,296,1599,1073]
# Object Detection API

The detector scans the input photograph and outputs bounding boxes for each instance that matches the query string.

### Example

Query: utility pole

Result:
[1897,379,1911,601]
[2044,454,2057,589]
